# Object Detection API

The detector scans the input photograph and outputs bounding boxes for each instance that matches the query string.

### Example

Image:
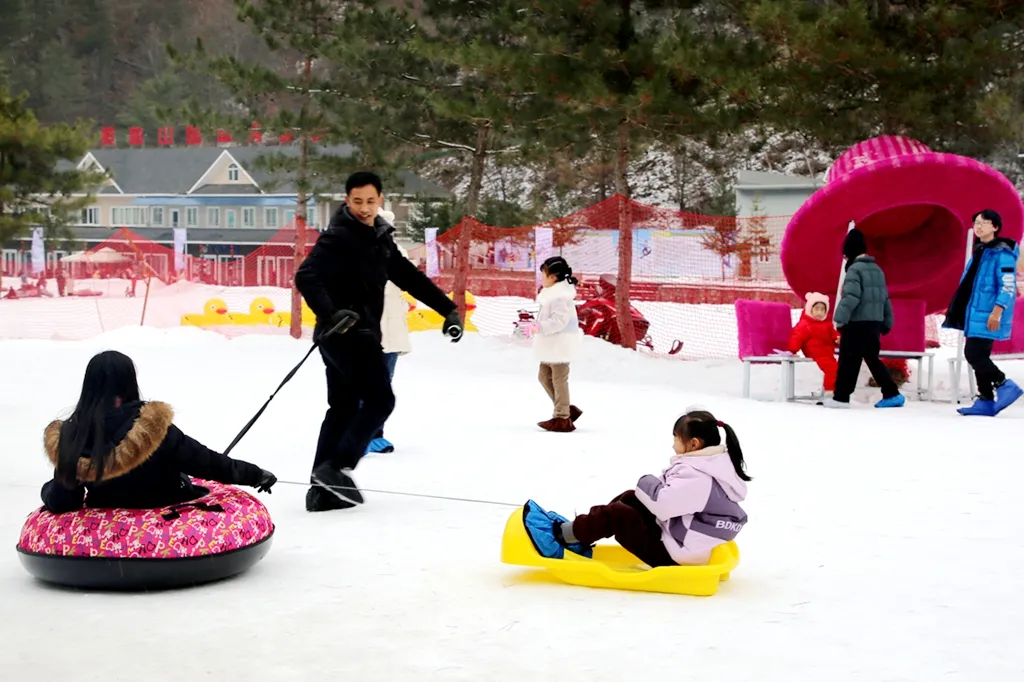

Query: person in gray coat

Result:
[825,229,905,409]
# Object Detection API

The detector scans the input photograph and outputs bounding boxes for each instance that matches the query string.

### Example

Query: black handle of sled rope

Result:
[162,502,225,521]
[222,312,358,456]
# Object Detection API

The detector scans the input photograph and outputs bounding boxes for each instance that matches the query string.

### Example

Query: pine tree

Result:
[0,85,106,245]
[476,1,768,348]
[334,0,553,321]
[750,0,1024,156]
[170,0,388,338]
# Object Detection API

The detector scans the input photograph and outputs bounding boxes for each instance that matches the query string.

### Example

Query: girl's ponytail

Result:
[541,256,578,285]
[718,421,751,481]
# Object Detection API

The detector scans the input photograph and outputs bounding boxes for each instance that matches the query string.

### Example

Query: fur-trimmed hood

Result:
[43,401,175,482]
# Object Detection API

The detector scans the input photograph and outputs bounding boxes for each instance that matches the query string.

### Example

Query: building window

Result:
[242,207,255,227]
[186,207,198,227]
[111,207,147,226]
[208,207,220,227]
[265,208,278,229]
[284,209,295,226]
[228,163,239,181]
[81,207,100,225]
[151,207,164,226]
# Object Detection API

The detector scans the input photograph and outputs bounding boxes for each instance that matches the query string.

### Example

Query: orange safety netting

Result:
[1,196,962,357]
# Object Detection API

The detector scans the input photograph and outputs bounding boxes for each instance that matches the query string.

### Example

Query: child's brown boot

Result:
[538,417,575,432]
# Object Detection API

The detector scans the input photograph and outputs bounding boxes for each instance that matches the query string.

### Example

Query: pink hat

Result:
[803,291,829,316]
[781,135,1024,315]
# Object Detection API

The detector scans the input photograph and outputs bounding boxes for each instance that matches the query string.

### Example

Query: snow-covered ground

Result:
[2,326,1022,681]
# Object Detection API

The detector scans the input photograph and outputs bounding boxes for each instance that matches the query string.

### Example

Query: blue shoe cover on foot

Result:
[994,379,1023,414]
[874,394,905,408]
[365,437,394,454]
[958,399,997,416]
[522,500,593,559]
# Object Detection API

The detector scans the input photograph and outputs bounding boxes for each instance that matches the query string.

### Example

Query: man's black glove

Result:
[442,311,463,342]
[326,309,360,338]
[255,469,277,493]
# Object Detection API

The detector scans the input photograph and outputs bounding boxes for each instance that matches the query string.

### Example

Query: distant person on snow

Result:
[825,228,904,409]
[788,292,840,396]
[364,207,413,455]
[40,350,275,514]
[522,408,749,567]
[533,256,583,432]
[943,208,1022,416]
[295,171,463,512]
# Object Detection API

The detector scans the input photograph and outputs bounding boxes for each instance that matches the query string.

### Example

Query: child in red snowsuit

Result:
[788,292,840,392]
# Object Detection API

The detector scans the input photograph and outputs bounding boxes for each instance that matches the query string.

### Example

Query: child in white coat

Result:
[534,256,583,432]
[366,208,412,454]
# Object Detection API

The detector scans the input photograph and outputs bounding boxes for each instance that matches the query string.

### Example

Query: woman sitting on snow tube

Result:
[18,350,277,589]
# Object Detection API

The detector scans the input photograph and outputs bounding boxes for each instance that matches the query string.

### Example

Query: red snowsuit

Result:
[788,300,840,391]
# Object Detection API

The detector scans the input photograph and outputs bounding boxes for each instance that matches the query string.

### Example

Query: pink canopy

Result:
[781,135,1024,315]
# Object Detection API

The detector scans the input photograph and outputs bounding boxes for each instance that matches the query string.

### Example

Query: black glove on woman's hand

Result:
[256,469,277,493]
[442,311,463,342]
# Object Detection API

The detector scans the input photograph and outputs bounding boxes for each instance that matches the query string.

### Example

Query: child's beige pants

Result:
[538,362,571,418]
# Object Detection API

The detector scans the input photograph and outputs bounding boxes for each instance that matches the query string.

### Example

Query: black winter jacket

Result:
[40,401,263,513]
[294,205,456,342]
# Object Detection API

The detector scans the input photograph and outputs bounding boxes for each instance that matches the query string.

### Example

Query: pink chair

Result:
[881,299,926,352]
[877,298,933,399]
[735,299,807,400]
[735,299,793,359]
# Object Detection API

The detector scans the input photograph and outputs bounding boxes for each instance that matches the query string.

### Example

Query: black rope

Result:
[274,479,519,508]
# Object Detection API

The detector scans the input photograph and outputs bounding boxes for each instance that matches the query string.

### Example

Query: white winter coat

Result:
[381,243,412,355]
[533,279,582,364]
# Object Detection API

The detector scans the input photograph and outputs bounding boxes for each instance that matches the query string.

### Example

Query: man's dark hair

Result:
[972,208,1003,233]
[345,172,383,195]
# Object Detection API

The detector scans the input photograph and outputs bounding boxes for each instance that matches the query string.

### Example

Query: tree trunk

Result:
[614,119,637,350]
[452,124,489,322]
[290,56,313,340]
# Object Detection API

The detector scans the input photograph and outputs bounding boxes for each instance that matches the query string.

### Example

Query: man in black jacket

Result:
[295,171,462,511]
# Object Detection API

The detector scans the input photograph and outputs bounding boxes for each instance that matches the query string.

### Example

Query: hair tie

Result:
[716,420,724,427]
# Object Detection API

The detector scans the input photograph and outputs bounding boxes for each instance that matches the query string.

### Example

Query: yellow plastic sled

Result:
[500,509,739,596]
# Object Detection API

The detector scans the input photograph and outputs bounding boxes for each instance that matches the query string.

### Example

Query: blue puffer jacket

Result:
[944,238,1019,341]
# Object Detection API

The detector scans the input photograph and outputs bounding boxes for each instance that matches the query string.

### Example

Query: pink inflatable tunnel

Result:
[16,479,274,590]
[782,136,1024,314]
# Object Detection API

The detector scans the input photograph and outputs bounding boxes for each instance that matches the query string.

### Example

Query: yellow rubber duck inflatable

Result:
[274,298,318,328]
[227,297,278,326]
[404,291,478,332]
[181,298,230,327]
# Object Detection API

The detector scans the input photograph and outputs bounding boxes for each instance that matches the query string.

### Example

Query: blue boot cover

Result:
[522,500,593,559]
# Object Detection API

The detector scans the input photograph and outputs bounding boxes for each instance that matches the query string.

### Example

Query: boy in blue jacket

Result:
[943,209,1022,416]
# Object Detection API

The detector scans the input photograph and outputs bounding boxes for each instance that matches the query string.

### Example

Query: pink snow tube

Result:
[782,136,1024,315]
[16,479,274,590]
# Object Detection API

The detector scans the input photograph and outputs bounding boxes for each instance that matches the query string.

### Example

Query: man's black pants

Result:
[834,321,900,402]
[311,337,395,473]
[964,337,1006,401]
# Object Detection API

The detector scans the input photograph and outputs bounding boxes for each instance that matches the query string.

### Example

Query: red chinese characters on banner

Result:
[157,127,174,146]
[249,122,263,144]
[128,127,144,146]
[278,132,294,144]
[185,126,202,146]
[100,127,116,146]
[216,129,233,144]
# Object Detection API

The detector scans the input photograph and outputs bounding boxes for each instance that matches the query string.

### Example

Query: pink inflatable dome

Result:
[781,135,1024,314]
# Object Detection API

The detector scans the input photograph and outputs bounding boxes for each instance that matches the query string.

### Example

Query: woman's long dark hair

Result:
[672,410,751,482]
[56,351,141,486]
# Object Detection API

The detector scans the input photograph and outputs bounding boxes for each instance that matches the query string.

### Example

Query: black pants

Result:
[834,321,899,402]
[964,337,1006,401]
[311,337,395,473]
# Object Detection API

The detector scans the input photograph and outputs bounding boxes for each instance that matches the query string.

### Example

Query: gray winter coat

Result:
[832,256,894,332]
